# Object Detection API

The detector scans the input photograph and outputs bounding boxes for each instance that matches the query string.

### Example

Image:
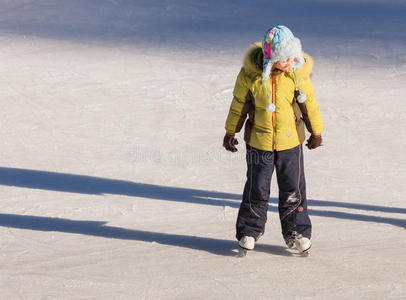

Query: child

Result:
[223,25,323,252]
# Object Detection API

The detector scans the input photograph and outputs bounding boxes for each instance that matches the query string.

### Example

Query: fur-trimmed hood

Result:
[242,42,314,81]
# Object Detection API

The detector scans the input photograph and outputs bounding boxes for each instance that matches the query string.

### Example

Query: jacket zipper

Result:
[272,75,277,151]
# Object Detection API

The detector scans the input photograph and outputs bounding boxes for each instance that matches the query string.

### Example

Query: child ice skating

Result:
[223,25,323,252]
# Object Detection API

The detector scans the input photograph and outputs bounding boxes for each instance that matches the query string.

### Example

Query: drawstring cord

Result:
[293,69,307,103]
[293,70,302,94]
[263,79,275,112]
[264,69,306,112]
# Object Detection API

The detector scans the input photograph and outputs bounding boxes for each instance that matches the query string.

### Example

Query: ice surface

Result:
[0,0,405,299]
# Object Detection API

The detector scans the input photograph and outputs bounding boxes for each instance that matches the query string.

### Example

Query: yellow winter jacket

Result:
[225,43,323,151]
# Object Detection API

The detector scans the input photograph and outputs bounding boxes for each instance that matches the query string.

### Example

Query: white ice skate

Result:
[286,234,312,253]
[295,236,312,253]
[239,236,255,250]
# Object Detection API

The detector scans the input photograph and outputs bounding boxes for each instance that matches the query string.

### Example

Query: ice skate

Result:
[294,236,312,253]
[238,236,255,250]
[286,233,312,253]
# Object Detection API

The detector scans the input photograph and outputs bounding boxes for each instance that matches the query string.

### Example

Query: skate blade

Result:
[237,247,248,257]
[298,244,311,256]
[300,244,311,253]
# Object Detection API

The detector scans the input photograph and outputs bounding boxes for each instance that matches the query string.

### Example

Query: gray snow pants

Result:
[236,144,311,244]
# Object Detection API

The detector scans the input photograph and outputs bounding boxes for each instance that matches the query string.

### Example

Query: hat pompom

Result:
[266,103,275,112]
[297,93,307,103]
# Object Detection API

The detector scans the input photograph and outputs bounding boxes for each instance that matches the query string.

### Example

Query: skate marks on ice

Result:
[0,213,290,258]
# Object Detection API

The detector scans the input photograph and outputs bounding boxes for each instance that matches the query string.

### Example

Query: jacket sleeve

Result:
[224,68,251,135]
[299,75,323,136]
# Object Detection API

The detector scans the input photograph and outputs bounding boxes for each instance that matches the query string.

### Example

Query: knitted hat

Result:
[262,25,304,81]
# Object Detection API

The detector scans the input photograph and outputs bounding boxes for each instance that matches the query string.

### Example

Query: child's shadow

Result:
[0,213,292,257]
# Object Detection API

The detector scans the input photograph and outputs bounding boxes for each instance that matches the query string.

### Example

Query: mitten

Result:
[223,134,239,152]
[306,135,322,150]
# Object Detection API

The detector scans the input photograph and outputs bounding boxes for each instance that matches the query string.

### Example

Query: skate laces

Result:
[286,231,302,248]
